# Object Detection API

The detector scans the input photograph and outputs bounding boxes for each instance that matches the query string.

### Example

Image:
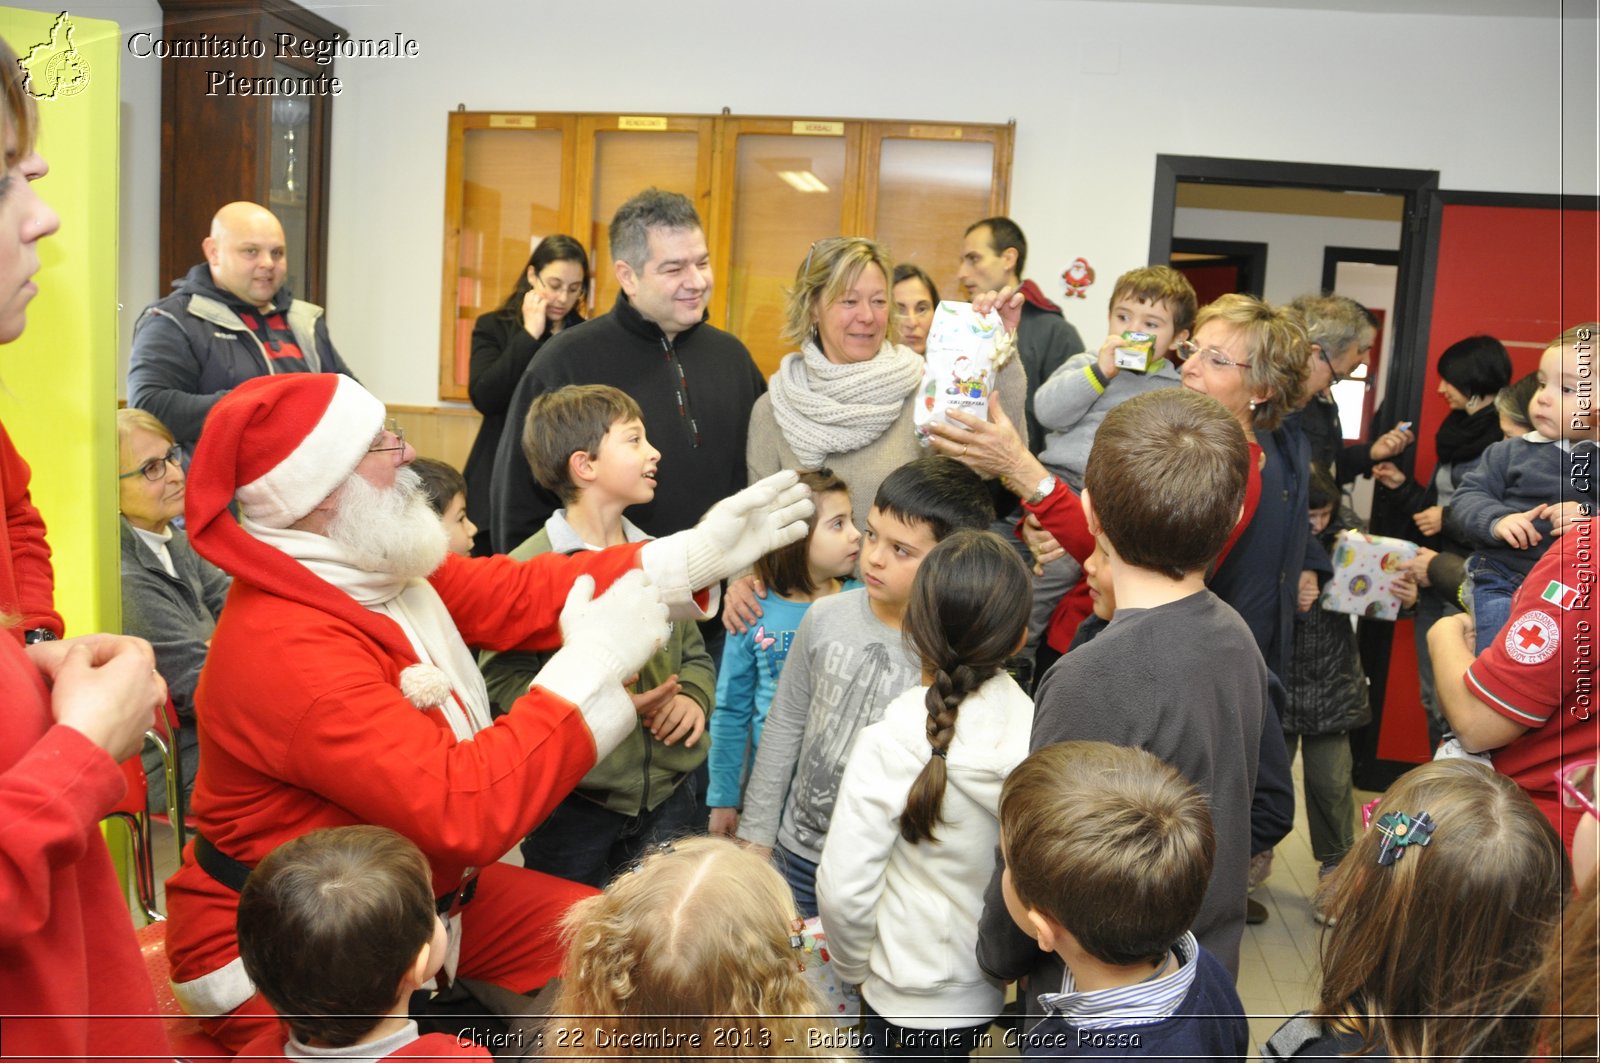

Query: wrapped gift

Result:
[795,916,862,1026]
[1320,530,1419,621]
[915,301,1000,444]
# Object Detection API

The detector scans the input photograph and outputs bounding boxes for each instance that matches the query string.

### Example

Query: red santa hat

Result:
[185,373,417,660]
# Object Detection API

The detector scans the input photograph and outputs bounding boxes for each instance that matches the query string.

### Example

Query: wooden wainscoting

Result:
[387,404,483,472]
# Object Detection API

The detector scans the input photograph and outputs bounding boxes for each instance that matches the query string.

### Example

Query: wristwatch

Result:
[1021,475,1056,507]
[23,628,57,645]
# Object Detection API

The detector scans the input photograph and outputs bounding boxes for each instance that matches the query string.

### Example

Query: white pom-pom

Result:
[399,663,453,710]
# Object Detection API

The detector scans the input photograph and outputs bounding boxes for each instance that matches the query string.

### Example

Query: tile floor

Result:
[123,757,1375,1061]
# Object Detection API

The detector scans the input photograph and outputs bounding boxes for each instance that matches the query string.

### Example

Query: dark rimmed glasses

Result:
[118,445,184,482]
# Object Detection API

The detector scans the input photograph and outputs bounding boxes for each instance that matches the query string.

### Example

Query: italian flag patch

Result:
[1540,580,1580,610]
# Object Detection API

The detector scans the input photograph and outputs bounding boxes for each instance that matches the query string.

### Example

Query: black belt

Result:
[195,831,478,916]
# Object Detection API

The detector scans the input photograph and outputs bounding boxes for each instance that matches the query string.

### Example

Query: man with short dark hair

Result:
[958,217,1085,455]
[128,201,356,451]
[490,189,765,555]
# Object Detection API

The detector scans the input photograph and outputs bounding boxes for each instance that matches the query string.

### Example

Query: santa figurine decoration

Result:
[1062,257,1095,299]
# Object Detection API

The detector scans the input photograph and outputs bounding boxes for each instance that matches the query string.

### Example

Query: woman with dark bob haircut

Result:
[463,234,590,554]
[1373,334,1512,750]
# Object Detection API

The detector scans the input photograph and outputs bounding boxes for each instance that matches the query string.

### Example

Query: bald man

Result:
[129,202,355,449]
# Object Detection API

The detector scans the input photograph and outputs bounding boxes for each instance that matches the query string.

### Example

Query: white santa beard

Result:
[325,466,450,580]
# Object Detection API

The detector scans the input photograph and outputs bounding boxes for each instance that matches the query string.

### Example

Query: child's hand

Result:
[721,574,767,635]
[646,694,705,747]
[1297,570,1320,613]
[1371,461,1407,490]
[1094,334,1123,383]
[708,807,739,837]
[630,675,681,721]
[1393,572,1419,609]
[1020,513,1065,575]
[1545,500,1593,537]
[1492,507,1544,549]
[1413,505,1444,537]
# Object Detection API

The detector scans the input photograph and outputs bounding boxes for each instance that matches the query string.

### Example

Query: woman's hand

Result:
[1371,461,1407,490]
[1404,547,1438,588]
[970,286,1024,335]
[924,400,1043,487]
[1413,505,1444,537]
[721,574,766,635]
[520,289,549,340]
[42,635,165,764]
[1369,425,1416,462]
[1393,572,1420,610]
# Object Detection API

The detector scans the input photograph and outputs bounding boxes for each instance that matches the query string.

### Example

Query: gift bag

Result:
[914,301,1000,445]
[1320,530,1419,621]
[795,916,862,1026]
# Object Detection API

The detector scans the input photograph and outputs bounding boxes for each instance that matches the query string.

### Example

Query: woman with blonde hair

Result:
[544,836,852,1060]
[1180,293,1319,681]
[729,237,1023,631]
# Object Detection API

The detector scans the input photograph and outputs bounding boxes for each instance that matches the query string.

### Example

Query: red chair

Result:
[105,731,169,923]
[135,920,232,1059]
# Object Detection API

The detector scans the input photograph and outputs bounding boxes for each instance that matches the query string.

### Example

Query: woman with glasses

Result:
[1371,335,1513,751]
[1177,294,1319,684]
[464,234,589,555]
[0,34,171,1057]
[1288,293,1414,483]
[117,408,229,816]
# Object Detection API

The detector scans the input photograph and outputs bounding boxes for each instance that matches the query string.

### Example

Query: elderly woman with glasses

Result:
[1290,293,1414,482]
[725,237,1025,632]
[118,407,230,815]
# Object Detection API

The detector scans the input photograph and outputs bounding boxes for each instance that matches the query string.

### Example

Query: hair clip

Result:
[623,839,675,875]
[1375,810,1434,866]
[930,747,948,759]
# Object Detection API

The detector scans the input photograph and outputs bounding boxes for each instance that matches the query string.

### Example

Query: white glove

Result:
[558,570,670,685]
[678,471,814,590]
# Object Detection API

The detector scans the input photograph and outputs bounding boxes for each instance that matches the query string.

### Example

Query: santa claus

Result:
[161,373,810,1048]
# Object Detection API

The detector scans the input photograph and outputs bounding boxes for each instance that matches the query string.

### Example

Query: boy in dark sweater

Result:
[978,389,1269,1020]
[1000,741,1248,1061]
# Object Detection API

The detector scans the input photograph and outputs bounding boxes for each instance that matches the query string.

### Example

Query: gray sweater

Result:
[1450,434,1598,575]
[734,589,922,862]
[1032,354,1182,489]
[976,590,1266,1024]
[119,517,230,721]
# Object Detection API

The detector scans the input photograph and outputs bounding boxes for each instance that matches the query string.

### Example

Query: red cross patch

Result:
[1504,609,1559,665]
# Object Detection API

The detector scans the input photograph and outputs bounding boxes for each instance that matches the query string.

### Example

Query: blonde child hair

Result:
[1311,760,1569,1061]
[544,836,849,1059]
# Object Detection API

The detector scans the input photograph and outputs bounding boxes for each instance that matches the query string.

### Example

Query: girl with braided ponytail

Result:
[817,530,1032,1059]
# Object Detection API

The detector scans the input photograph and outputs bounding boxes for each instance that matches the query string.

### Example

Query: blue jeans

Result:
[520,780,699,889]
[863,1003,993,1062]
[1467,554,1520,656]
[775,843,819,918]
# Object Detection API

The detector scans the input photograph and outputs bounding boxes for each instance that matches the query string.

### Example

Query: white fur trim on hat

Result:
[235,375,386,528]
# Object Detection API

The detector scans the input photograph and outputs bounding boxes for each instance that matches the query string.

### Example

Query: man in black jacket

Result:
[128,201,355,451]
[490,189,764,555]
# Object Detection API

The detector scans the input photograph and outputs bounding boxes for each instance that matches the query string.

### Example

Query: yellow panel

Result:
[0,9,121,635]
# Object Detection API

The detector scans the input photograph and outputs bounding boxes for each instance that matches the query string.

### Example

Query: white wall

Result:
[1173,207,1401,305]
[5,0,1596,405]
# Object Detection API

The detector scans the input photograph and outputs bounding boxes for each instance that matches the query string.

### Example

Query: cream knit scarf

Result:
[766,339,924,469]
[243,519,495,741]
